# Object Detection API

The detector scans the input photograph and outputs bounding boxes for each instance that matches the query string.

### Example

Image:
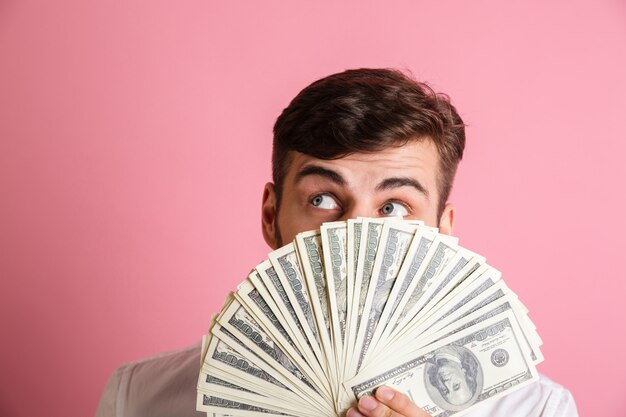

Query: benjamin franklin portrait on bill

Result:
[424,345,483,411]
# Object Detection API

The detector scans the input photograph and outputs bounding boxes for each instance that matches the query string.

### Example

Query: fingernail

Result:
[376,386,395,401]
[346,407,365,417]
[359,396,378,411]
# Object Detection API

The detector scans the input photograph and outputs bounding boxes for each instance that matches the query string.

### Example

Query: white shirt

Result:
[95,343,578,417]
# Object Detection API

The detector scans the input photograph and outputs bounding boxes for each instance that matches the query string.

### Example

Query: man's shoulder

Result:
[116,342,202,378]
[465,374,578,417]
[96,342,204,417]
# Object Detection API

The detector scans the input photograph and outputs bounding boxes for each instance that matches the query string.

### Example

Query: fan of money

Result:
[197,218,543,417]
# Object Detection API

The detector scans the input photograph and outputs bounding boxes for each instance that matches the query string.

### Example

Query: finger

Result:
[346,406,365,417]
[356,395,395,417]
[374,386,430,417]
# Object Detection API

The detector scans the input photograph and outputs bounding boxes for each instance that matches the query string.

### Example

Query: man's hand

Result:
[346,386,432,417]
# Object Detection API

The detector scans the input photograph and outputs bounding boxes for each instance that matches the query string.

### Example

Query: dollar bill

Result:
[268,244,326,369]
[375,235,461,347]
[295,230,338,392]
[198,373,320,417]
[196,392,293,417]
[343,218,386,381]
[365,227,439,357]
[414,249,486,319]
[381,268,506,360]
[392,246,486,345]
[211,323,336,415]
[353,221,418,370]
[320,222,349,373]
[398,261,491,335]
[202,331,296,400]
[241,272,331,388]
[345,219,363,347]
[346,311,538,417]
[217,298,330,403]
[388,289,543,369]
[236,276,302,362]
[296,230,331,343]
[387,255,486,350]
[419,266,501,333]
[255,260,321,372]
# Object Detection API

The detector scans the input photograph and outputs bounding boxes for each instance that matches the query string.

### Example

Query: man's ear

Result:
[261,182,279,249]
[438,203,455,235]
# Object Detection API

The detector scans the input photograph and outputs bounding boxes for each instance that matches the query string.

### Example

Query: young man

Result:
[95,68,578,417]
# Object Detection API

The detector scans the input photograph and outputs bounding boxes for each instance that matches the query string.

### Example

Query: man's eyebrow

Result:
[294,165,346,186]
[376,177,430,199]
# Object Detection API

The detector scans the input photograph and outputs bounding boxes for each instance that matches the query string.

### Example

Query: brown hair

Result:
[272,68,466,216]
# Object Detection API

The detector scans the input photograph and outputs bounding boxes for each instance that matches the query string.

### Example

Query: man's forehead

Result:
[285,140,441,182]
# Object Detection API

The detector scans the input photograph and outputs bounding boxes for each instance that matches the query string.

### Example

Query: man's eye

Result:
[310,194,339,210]
[380,201,409,217]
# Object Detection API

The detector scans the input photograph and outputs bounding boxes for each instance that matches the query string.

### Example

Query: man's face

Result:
[262,139,454,248]
[436,361,472,405]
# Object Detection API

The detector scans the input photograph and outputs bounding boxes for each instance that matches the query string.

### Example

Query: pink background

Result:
[1,1,625,416]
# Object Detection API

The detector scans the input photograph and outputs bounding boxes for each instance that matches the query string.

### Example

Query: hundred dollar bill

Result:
[333,219,363,408]
[417,266,501,334]
[198,373,320,417]
[374,234,460,348]
[413,249,486,320]
[512,299,543,350]
[391,244,485,344]
[394,261,490,336]
[391,252,486,346]
[201,327,212,367]
[236,274,330,391]
[255,260,321,373]
[446,293,543,364]
[343,218,386,379]
[345,219,363,344]
[295,230,338,390]
[420,293,520,350]
[205,365,284,405]
[366,226,440,357]
[504,299,542,352]
[236,275,304,364]
[352,221,418,371]
[217,298,332,404]
[202,331,303,402]
[268,244,326,369]
[197,392,293,417]
[209,323,336,415]
[320,221,349,371]
[346,311,538,417]
[381,267,503,360]
[389,289,543,369]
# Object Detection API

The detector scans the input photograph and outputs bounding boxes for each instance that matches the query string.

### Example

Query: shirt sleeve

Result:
[94,365,126,417]
[543,382,579,417]
[93,344,203,417]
